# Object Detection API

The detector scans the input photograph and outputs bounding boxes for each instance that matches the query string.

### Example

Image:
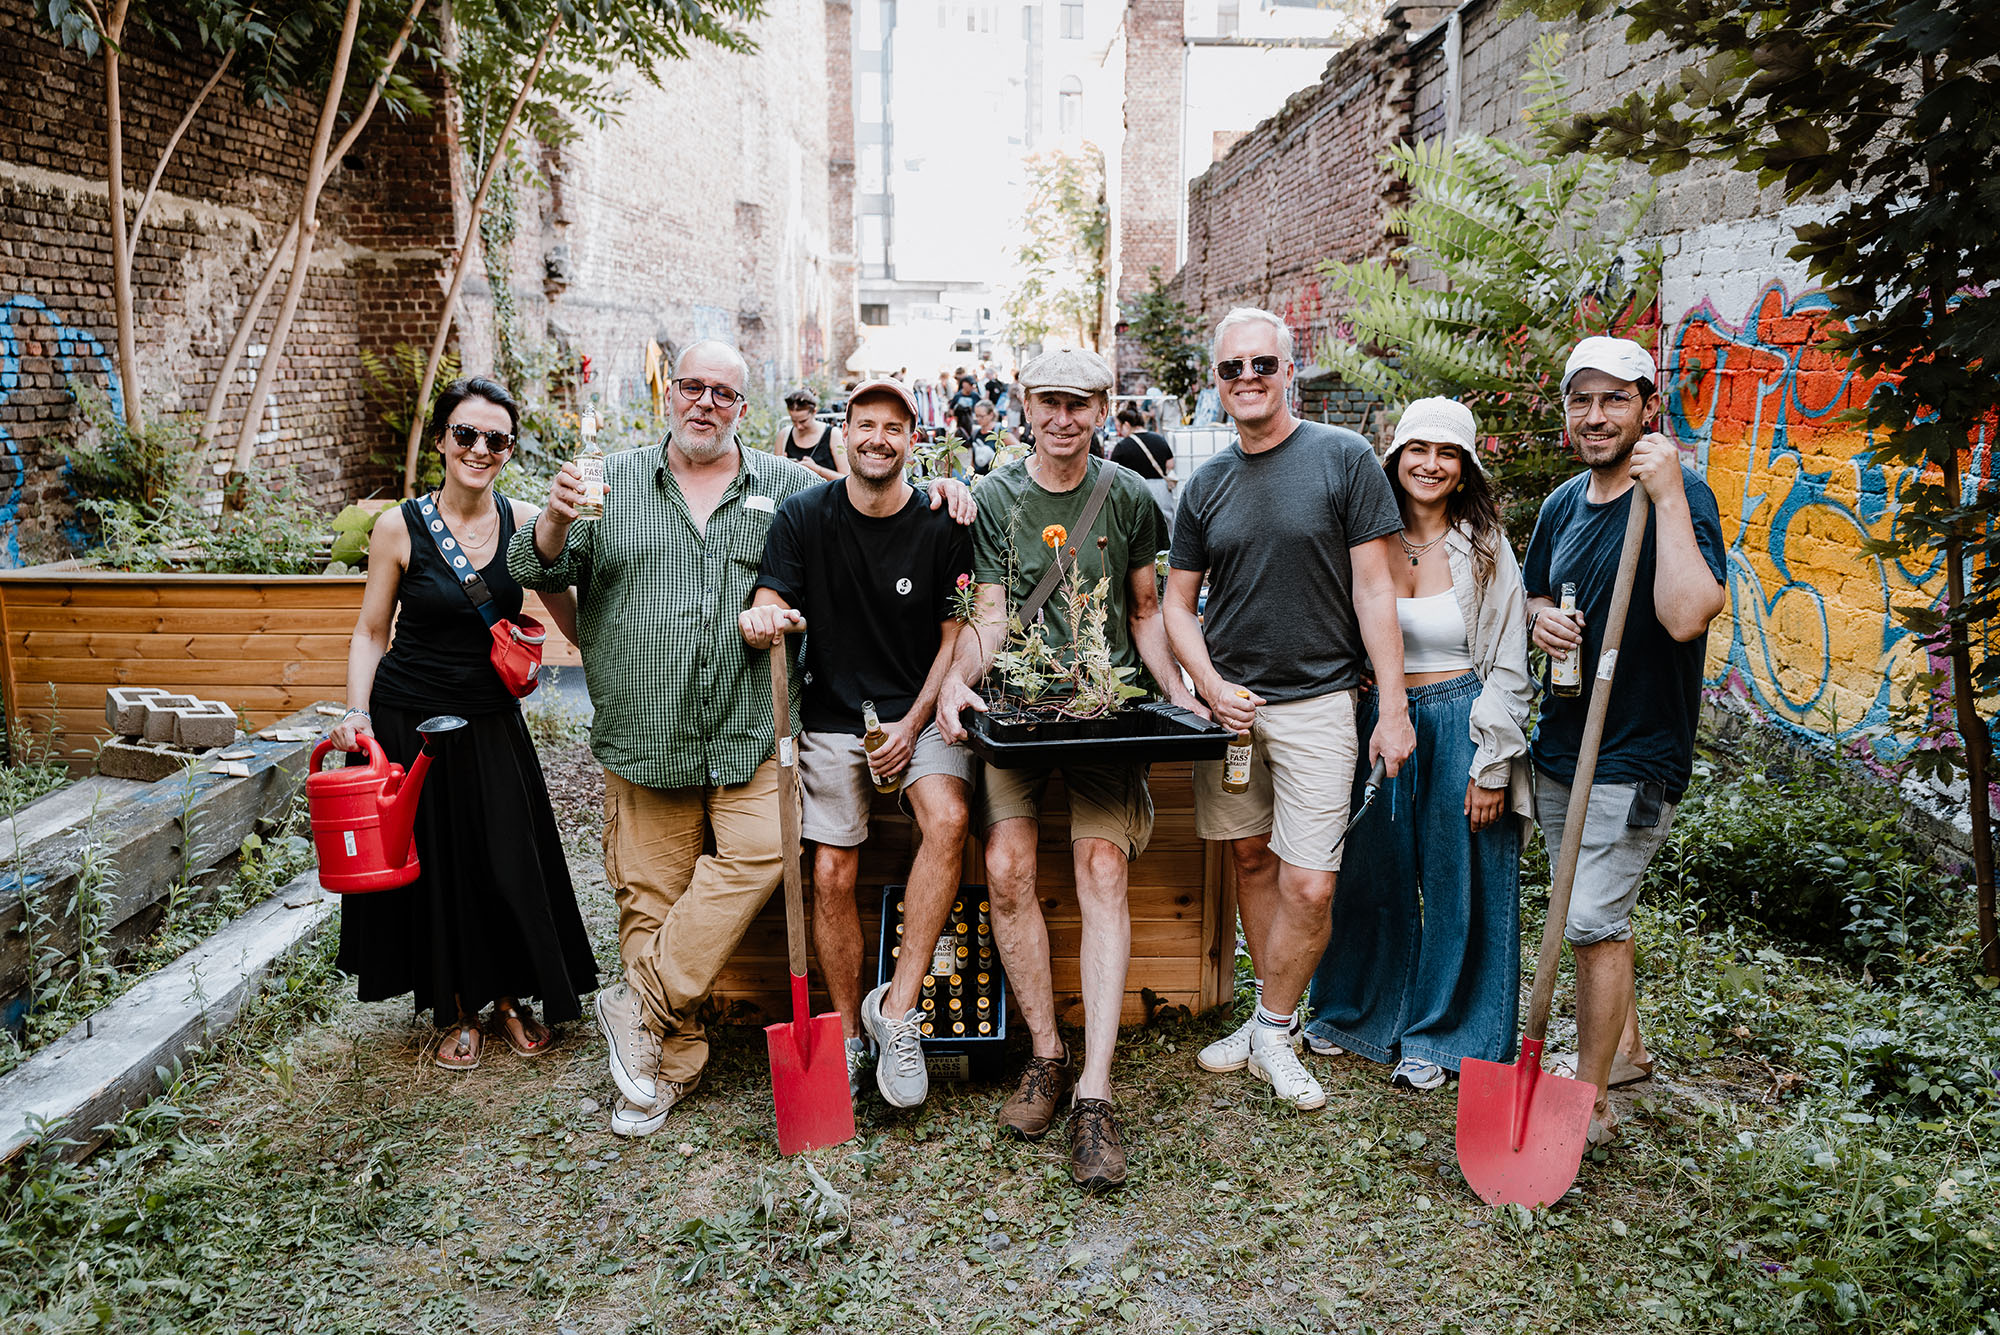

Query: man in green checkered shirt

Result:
[509,340,974,1138]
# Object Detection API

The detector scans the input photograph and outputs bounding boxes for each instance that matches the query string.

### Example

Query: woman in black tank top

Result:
[779,387,847,480]
[328,378,596,1072]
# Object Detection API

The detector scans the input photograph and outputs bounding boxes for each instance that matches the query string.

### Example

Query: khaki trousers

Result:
[602,761,784,1082]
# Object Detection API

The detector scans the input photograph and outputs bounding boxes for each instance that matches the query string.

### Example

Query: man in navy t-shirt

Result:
[1523,336,1727,1145]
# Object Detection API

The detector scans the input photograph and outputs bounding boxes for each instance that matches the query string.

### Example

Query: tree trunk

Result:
[127,46,235,264]
[98,0,139,434]
[401,11,561,497]
[198,0,431,461]
[1941,449,2000,977]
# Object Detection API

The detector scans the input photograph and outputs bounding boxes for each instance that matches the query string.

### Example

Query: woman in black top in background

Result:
[329,377,597,1071]
[776,387,847,480]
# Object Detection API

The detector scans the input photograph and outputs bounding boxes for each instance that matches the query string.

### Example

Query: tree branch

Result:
[127,46,236,265]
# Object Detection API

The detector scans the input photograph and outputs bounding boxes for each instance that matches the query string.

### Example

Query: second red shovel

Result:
[765,642,856,1155]
[1458,487,1652,1207]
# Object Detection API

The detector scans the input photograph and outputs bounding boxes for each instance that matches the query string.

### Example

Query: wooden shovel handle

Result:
[1523,487,1652,1043]
[769,640,808,980]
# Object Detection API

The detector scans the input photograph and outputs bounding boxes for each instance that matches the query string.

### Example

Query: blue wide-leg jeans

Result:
[1305,673,1520,1073]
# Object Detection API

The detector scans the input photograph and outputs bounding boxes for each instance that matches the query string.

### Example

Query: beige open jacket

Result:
[1441,522,1536,822]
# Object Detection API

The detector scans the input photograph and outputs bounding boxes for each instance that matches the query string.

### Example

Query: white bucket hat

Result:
[1386,396,1485,475]
[1561,336,1658,397]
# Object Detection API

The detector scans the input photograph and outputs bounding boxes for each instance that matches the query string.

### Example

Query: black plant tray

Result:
[965,699,1231,769]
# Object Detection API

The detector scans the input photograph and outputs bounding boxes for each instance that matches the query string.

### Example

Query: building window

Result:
[1060,0,1082,39]
[1218,0,1239,36]
[861,303,889,325]
[1058,75,1082,135]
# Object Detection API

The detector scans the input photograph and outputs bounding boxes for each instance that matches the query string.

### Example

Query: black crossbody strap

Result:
[1019,459,1122,626]
[414,491,503,628]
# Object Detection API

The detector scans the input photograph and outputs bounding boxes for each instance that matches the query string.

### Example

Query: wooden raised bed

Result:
[712,761,1234,1025]
[0,562,578,767]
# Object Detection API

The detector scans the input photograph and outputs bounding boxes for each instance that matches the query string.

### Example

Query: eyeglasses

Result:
[674,378,745,408]
[1215,355,1283,381]
[445,423,515,453]
[1564,390,1641,416]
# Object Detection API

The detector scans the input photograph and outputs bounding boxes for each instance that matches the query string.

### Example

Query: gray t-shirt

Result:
[1169,420,1402,702]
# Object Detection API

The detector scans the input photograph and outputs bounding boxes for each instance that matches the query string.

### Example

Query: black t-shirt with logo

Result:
[755,479,974,735]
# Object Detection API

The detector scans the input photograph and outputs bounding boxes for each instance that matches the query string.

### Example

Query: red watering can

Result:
[307,715,466,893]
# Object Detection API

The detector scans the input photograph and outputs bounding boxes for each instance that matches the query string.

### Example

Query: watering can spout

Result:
[375,715,467,869]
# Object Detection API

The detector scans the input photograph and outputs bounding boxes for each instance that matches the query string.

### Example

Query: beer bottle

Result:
[930,933,954,979]
[860,701,902,795]
[1222,689,1253,794]
[1551,583,1583,698]
[976,1020,993,1036]
[573,406,605,521]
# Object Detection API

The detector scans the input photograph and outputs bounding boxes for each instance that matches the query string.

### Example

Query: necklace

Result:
[436,494,498,550]
[1398,528,1446,566]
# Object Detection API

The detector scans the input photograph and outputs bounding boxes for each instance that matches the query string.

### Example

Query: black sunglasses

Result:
[445,423,516,453]
[675,378,746,408]
[1215,355,1283,381]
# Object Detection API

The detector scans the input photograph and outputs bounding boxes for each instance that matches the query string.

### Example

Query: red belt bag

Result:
[415,492,545,697]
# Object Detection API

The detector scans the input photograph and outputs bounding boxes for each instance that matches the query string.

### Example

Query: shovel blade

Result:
[1456,1040,1596,1207]
[765,1010,856,1156]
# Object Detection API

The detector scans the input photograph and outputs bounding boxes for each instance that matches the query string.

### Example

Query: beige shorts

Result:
[799,724,975,846]
[978,760,1154,859]
[1193,688,1359,872]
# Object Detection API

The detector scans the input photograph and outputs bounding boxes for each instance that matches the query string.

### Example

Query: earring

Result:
[1456,481,1465,492]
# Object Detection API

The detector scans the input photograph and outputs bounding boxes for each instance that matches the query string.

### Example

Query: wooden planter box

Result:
[0,562,578,768]
[712,761,1235,1025]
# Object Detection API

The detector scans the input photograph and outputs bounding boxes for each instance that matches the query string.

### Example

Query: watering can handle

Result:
[1522,487,1652,1045]
[310,732,388,773]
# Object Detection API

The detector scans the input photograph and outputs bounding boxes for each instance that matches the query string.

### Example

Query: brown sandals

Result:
[434,1021,482,1071]
[492,999,555,1057]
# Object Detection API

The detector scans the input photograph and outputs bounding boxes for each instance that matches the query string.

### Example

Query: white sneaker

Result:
[861,982,929,1108]
[609,1075,697,1137]
[1197,1011,1300,1073]
[1247,1025,1327,1110]
[1391,1057,1447,1090]
[594,983,661,1107]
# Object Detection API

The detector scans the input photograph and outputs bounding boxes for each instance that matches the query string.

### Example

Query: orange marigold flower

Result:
[1042,524,1067,549]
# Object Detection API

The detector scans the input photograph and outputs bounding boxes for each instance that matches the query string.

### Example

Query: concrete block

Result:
[138,696,199,743]
[170,701,238,750]
[104,687,169,737]
[98,739,217,783]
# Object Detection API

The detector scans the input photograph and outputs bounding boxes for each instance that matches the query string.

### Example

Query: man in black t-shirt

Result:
[1524,336,1726,1146]
[742,378,977,1113]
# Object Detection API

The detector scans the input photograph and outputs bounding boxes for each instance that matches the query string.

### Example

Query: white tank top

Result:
[1397,589,1474,672]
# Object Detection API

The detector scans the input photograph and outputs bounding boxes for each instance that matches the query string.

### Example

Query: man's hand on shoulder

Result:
[930,477,978,526]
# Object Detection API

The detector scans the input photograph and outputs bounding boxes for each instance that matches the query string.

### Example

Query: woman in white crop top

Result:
[1304,397,1534,1091]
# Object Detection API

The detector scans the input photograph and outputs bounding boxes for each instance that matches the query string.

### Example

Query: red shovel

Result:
[765,640,856,1155]
[1457,485,1652,1207]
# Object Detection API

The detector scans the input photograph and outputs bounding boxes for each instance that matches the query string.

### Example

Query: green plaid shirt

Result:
[507,441,817,789]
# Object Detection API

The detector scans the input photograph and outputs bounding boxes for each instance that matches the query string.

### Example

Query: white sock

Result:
[1254,1004,1294,1031]
[1252,977,1264,1010]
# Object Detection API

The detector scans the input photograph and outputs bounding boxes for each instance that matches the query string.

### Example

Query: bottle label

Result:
[1224,740,1251,787]
[576,454,606,509]
[931,936,954,976]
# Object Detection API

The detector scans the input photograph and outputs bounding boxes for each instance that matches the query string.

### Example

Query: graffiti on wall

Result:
[1666,280,1990,754]
[0,295,120,567]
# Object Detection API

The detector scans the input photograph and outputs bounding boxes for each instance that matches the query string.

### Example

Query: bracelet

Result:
[340,708,370,722]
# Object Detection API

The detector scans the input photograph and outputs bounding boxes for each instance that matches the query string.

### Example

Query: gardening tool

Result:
[764,639,857,1155]
[1457,486,1653,1208]
[1330,757,1389,860]
[307,714,467,893]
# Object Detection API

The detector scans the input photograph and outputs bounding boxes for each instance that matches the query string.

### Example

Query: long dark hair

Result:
[429,376,520,443]
[1387,443,1507,585]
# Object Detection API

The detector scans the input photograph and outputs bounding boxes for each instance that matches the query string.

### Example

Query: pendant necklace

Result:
[1398,529,1445,566]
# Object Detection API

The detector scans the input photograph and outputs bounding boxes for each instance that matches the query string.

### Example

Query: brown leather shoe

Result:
[996,1050,1073,1139]
[1069,1097,1127,1190]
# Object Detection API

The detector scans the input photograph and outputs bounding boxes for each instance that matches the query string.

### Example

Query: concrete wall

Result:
[1170,0,1959,756]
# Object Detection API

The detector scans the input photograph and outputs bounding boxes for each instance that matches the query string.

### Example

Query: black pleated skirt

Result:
[334,701,598,1026]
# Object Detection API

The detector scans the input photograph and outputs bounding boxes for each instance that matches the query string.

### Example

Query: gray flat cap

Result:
[1020,348,1114,397]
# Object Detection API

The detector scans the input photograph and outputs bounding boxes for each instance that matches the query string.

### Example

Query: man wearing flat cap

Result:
[937,346,1203,1191]
[1524,335,1726,1146]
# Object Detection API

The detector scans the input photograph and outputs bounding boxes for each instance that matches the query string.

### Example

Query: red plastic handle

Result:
[310,732,388,773]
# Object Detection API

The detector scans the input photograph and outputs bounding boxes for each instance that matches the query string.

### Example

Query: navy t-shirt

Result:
[755,480,974,736]
[1522,467,1727,801]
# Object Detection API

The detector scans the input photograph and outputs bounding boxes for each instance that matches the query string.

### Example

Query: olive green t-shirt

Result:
[970,455,1166,677]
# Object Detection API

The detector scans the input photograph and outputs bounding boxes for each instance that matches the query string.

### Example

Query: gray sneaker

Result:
[845,1036,871,1100]
[609,1074,700,1137]
[860,981,929,1108]
[594,982,662,1108]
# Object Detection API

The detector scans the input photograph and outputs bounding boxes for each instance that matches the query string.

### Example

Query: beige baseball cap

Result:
[1387,396,1485,474]
[1019,348,1114,397]
[845,377,919,423]
[1561,336,1658,397]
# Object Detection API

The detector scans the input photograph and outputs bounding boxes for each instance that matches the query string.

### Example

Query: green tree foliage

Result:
[1003,146,1109,353]
[1316,34,1659,545]
[1122,267,1206,405]
[1507,0,2000,976]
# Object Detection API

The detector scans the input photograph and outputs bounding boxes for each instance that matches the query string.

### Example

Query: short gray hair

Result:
[1210,307,1294,364]
[674,338,750,386]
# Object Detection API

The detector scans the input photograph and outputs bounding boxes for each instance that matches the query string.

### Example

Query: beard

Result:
[675,421,737,463]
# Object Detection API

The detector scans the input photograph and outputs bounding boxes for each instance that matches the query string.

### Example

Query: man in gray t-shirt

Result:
[1164,307,1415,1114]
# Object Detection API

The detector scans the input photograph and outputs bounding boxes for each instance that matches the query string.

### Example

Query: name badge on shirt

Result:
[744,494,775,514]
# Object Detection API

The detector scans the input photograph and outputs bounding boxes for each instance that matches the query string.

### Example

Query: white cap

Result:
[1561,336,1657,397]
[1387,396,1485,474]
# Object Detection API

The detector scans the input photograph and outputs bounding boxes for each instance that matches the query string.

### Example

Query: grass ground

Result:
[1,725,1994,1334]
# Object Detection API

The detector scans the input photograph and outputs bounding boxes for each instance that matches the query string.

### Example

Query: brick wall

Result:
[459,0,850,412]
[1112,0,1183,393]
[0,2,454,563]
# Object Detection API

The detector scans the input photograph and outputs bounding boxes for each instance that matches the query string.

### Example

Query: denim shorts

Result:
[1532,773,1677,945]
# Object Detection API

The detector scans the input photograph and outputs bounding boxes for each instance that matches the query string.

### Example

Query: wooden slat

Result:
[6,658,347,688]
[0,581,368,609]
[6,607,364,634]
[10,633,352,661]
